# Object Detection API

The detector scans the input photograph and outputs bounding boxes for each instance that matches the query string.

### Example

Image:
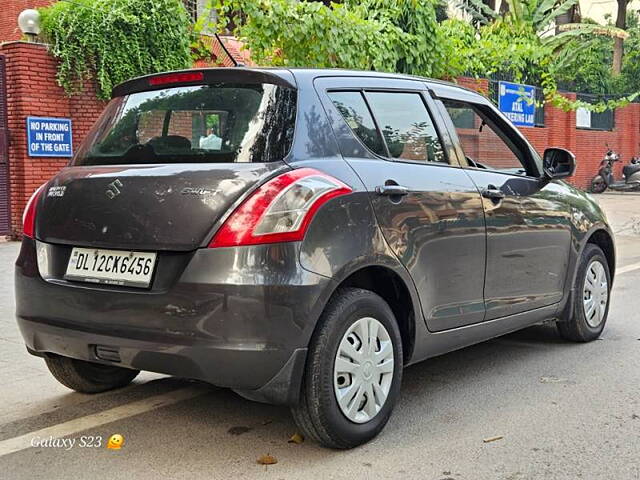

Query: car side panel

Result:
[428,80,615,317]
[292,73,615,367]
[307,76,488,332]
[467,171,573,319]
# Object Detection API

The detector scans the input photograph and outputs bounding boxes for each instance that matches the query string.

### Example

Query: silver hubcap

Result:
[333,317,394,424]
[583,260,608,328]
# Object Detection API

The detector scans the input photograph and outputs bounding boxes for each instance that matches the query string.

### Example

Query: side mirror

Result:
[542,147,576,182]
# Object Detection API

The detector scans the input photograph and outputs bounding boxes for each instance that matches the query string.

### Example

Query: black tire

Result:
[590,176,607,194]
[291,288,403,449]
[557,244,611,342]
[45,354,139,393]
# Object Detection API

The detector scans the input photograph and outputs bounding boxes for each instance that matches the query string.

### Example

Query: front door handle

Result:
[376,185,409,196]
[481,186,505,200]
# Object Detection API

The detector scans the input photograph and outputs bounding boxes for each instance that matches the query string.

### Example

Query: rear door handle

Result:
[481,187,505,200]
[376,185,409,196]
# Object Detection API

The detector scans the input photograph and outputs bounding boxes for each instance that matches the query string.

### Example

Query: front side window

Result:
[443,99,529,175]
[73,83,296,165]
[365,92,445,164]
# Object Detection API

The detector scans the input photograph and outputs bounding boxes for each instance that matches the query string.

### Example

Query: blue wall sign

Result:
[498,81,536,127]
[26,117,73,157]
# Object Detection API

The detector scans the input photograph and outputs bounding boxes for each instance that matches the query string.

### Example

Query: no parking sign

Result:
[26,116,73,157]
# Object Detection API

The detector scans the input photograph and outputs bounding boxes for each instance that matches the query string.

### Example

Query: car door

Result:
[315,77,487,332]
[431,84,573,320]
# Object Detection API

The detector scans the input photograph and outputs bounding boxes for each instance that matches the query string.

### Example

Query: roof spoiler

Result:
[111,68,296,98]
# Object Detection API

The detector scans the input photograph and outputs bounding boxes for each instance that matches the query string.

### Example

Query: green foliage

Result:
[356,0,442,76]
[553,33,614,94]
[442,1,635,111]
[438,18,552,84]
[207,0,443,77]
[617,13,640,93]
[458,0,627,39]
[436,19,478,78]
[39,0,640,113]
[551,13,640,96]
[39,0,193,100]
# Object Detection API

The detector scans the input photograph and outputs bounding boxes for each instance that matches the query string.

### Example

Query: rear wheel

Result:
[291,288,403,449]
[45,355,139,393]
[590,176,607,193]
[557,244,611,342]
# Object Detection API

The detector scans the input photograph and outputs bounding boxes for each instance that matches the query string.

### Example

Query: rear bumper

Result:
[15,238,333,405]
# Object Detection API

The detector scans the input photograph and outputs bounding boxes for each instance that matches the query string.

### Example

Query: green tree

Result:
[553,33,614,94]
[457,0,627,53]
[618,12,640,90]
[551,12,640,94]
[612,0,630,74]
[206,0,443,77]
[40,0,192,99]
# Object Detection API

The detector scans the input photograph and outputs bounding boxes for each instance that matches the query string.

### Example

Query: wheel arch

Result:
[559,226,616,323]
[585,228,615,281]
[330,265,418,364]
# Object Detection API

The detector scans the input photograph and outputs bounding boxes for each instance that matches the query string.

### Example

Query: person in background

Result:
[199,127,222,150]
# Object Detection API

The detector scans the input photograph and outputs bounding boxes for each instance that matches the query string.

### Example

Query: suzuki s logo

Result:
[106,179,123,199]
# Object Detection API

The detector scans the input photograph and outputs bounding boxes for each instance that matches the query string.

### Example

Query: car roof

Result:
[282,67,478,94]
[111,67,477,98]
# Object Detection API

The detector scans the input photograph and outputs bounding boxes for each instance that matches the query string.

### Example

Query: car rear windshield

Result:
[72,83,297,165]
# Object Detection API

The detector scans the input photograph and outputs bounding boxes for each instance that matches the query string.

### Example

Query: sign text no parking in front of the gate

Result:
[26,116,73,157]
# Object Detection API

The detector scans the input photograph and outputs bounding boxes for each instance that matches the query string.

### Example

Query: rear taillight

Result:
[22,184,45,238]
[209,168,352,248]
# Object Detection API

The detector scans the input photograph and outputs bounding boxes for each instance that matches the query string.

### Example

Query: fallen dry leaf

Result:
[483,435,504,443]
[228,426,251,436]
[257,454,278,465]
[288,433,304,444]
[539,376,572,384]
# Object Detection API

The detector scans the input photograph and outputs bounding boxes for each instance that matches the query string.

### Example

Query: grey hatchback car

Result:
[16,68,615,448]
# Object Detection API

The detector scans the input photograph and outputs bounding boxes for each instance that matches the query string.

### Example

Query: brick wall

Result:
[1,0,54,42]
[1,41,105,234]
[193,34,253,68]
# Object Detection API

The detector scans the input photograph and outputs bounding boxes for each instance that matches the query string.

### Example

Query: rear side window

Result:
[73,83,296,165]
[365,92,445,164]
[328,91,386,156]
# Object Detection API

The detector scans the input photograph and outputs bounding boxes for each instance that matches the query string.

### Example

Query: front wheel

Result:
[590,176,607,193]
[291,288,403,449]
[557,244,611,342]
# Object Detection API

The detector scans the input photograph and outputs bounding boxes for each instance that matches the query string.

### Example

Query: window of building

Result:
[576,94,614,130]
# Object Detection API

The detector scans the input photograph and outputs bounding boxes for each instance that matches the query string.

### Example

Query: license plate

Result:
[65,248,157,288]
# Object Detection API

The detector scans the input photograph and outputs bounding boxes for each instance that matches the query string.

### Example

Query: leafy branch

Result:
[39,0,193,100]
[202,0,443,77]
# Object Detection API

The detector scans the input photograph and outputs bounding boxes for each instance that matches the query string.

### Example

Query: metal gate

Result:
[0,55,10,236]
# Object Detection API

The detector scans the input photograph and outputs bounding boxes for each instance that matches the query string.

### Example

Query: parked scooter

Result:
[590,147,640,193]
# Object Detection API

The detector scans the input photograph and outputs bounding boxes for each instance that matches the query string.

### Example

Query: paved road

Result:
[0,194,639,479]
